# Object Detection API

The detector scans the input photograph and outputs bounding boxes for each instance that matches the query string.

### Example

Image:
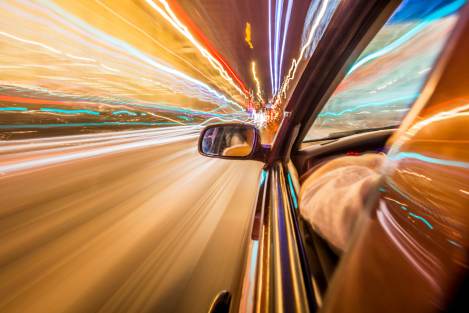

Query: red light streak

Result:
[168,1,250,96]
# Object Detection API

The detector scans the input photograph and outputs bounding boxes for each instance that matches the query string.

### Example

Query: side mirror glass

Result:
[199,124,259,159]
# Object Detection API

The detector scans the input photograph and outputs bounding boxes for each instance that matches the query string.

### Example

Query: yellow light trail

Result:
[94,0,217,87]
[251,61,264,104]
[245,22,254,49]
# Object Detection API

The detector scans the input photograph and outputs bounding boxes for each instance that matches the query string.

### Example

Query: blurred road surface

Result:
[0,127,262,313]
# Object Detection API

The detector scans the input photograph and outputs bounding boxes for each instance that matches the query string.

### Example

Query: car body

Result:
[198,1,469,312]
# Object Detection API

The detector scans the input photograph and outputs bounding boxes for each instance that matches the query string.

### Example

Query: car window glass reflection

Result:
[304,0,465,141]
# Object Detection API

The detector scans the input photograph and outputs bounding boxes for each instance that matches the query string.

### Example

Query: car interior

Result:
[273,0,467,302]
[288,127,395,297]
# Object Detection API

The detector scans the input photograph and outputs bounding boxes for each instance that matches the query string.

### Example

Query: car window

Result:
[303,0,466,142]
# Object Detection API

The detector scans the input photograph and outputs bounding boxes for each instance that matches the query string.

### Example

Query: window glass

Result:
[304,0,466,141]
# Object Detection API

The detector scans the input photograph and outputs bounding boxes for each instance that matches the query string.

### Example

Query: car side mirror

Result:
[198,123,267,161]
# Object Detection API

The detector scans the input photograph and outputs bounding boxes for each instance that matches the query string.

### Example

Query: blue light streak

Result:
[0,122,179,129]
[259,169,267,187]
[273,0,283,95]
[397,204,433,230]
[40,108,101,115]
[0,107,28,112]
[408,212,433,230]
[268,0,274,96]
[278,0,293,93]
[177,115,191,121]
[249,240,259,284]
[1,102,237,120]
[318,94,417,118]
[348,0,465,74]
[389,152,469,169]
[287,172,298,209]
[112,110,138,116]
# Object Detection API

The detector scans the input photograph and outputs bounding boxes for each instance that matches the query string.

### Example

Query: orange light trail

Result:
[245,23,254,49]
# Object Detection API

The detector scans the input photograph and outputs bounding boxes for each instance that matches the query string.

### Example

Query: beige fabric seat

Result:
[299,154,384,251]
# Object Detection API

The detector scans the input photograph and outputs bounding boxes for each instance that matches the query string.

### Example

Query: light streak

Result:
[278,0,293,93]
[389,152,469,169]
[40,108,101,116]
[199,117,252,126]
[0,93,242,120]
[0,122,179,129]
[249,241,259,290]
[268,0,274,96]
[245,22,254,49]
[287,172,298,209]
[0,129,262,312]
[0,0,266,137]
[100,64,120,73]
[259,169,267,186]
[385,199,433,230]
[0,30,62,54]
[396,169,432,181]
[378,201,441,291]
[273,0,284,95]
[307,2,463,139]
[448,239,463,248]
[383,196,407,207]
[112,110,138,116]
[318,94,417,118]
[145,113,187,125]
[278,0,332,100]
[144,0,249,100]
[251,61,264,104]
[252,110,267,127]
[0,107,28,112]
[164,0,250,96]
[387,104,469,155]
[268,0,295,98]
[408,212,434,230]
[348,0,465,74]
[0,127,199,175]
[405,104,469,137]
[1,1,244,112]
[0,126,199,153]
[94,0,217,87]
[177,115,191,121]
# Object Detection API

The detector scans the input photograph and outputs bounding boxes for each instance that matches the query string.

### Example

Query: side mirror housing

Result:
[198,123,267,161]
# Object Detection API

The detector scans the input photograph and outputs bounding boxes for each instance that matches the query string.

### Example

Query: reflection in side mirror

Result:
[199,124,258,159]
